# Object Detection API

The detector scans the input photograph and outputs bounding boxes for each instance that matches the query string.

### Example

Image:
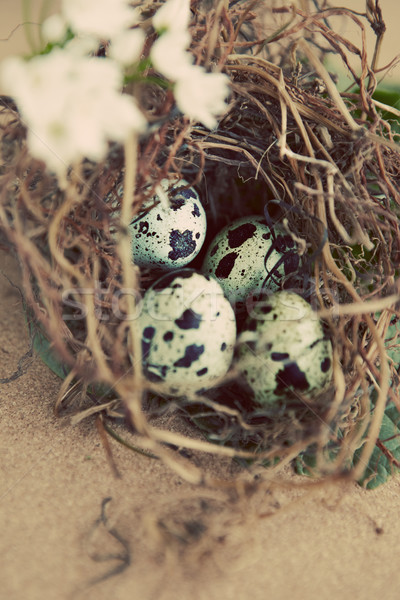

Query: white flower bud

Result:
[174,68,230,129]
[108,28,146,66]
[151,31,192,81]
[153,0,190,33]
[41,14,68,44]
[62,0,139,39]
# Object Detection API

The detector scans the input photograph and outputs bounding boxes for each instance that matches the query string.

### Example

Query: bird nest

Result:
[1,0,400,490]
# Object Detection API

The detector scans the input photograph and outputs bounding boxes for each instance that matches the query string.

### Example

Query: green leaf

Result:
[372,87,400,133]
[385,317,400,365]
[294,448,317,477]
[30,325,112,399]
[31,327,70,380]
[294,443,339,478]
[355,404,400,489]
[295,402,400,489]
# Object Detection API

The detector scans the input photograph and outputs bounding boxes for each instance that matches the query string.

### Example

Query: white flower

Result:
[149,0,230,129]
[153,0,190,33]
[174,68,230,129]
[0,50,147,179]
[150,31,193,81]
[64,35,100,57]
[61,0,139,39]
[108,28,145,66]
[41,14,68,44]
[1,53,74,124]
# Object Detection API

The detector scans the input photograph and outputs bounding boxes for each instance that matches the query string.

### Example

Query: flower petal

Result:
[62,0,139,39]
[153,0,191,33]
[174,68,230,129]
[108,28,145,66]
[151,31,192,81]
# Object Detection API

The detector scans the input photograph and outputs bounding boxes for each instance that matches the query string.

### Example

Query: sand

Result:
[2,1,400,599]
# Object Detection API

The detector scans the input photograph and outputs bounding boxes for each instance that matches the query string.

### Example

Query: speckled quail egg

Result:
[129,178,207,269]
[202,216,299,304]
[238,291,333,404]
[139,269,236,396]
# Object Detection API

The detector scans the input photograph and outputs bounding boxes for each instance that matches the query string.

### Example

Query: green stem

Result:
[39,0,54,23]
[103,422,159,460]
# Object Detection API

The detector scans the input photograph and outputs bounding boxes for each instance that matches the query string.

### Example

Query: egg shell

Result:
[139,269,236,396]
[129,178,207,269]
[202,216,298,304]
[239,291,333,404]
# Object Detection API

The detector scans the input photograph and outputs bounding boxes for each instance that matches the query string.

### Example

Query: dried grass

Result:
[1,0,400,493]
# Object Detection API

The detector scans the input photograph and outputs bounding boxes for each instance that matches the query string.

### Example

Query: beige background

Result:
[1,0,400,82]
[1,2,400,600]
[0,0,45,62]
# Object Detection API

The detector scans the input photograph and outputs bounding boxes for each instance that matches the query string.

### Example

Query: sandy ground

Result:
[1,2,400,599]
